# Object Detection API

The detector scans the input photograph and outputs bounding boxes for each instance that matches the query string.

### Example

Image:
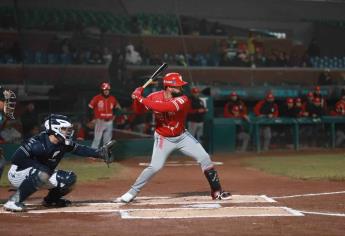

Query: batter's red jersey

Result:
[139,90,190,137]
[88,94,118,120]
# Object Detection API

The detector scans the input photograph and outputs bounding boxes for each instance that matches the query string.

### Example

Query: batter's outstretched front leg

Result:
[117,133,174,203]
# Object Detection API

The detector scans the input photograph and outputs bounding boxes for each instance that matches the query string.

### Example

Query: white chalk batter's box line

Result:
[139,161,223,167]
[118,195,277,205]
[119,207,304,219]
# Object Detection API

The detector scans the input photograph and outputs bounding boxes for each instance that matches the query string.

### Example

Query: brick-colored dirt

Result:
[1,152,345,236]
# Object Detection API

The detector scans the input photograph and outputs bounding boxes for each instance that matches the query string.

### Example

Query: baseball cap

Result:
[266,93,274,100]
[287,98,294,104]
[307,92,314,98]
[191,87,200,94]
[230,92,237,97]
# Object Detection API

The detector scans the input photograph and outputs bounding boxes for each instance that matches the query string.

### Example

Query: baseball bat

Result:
[142,62,168,88]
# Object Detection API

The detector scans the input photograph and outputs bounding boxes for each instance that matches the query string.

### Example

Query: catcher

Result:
[0,86,16,182]
[3,114,116,212]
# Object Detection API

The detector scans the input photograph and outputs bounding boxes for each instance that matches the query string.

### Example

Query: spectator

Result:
[313,86,327,109]
[224,105,251,152]
[317,69,333,86]
[76,119,95,141]
[0,120,21,143]
[223,92,248,120]
[187,87,208,142]
[20,102,39,140]
[301,92,315,117]
[332,89,345,147]
[307,97,326,118]
[102,47,113,66]
[254,92,279,151]
[279,98,296,146]
[304,97,327,147]
[246,32,256,56]
[280,98,296,117]
[294,98,304,118]
[125,44,142,65]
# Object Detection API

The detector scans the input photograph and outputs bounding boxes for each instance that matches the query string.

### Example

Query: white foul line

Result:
[272,191,345,199]
[299,210,345,217]
[139,161,223,167]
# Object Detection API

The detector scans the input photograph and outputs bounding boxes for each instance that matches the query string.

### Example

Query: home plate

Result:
[120,207,304,219]
[129,195,276,205]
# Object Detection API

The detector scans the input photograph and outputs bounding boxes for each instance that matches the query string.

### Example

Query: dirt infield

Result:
[1,153,345,236]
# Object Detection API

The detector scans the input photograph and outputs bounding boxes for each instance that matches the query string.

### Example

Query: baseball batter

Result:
[89,82,121,149]
[117,72,231,203]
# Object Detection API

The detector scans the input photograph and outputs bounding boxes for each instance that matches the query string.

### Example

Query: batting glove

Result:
[131,87,144,100]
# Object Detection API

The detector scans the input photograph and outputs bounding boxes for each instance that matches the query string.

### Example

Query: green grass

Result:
[0,158,123,187]
[242,154,345,181]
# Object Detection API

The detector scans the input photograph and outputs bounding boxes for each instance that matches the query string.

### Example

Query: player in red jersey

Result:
[116,72,231,203]
[89,82,122,149]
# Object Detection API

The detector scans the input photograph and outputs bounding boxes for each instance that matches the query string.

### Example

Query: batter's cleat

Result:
[3,200,26,212]
[212,191,232,200]
[42,197,72,208]
[116,192,136,203]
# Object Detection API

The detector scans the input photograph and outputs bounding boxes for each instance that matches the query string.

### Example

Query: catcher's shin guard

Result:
[43,170,76,207]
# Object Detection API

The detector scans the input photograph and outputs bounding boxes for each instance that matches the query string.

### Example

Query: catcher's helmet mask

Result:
[44,114,74,145]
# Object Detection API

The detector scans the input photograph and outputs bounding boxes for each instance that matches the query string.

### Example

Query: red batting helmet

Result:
[163,73,188,87]
[101,82,111,90]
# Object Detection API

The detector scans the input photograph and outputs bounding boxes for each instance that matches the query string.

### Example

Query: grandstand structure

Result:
[0,0,345,152]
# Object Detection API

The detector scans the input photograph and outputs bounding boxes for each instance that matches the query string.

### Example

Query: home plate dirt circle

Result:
[0,194,303,218]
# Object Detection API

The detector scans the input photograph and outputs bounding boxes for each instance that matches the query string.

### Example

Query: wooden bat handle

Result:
[142,78,153,89]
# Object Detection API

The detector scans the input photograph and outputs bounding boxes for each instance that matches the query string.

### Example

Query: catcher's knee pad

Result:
[29,169,51,188]
[55,170,77,194]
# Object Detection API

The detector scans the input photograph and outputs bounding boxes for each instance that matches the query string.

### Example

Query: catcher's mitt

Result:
[98,140,117,167]
[3,89,16,120]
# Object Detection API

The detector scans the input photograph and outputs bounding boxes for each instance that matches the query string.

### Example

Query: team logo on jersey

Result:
[49,150,61,161]
[97,101,105,110]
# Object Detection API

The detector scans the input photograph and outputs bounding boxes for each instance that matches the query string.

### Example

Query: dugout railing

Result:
[206,116,345,153]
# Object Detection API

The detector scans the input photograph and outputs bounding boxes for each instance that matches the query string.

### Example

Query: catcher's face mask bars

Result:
[3,90,16,120]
